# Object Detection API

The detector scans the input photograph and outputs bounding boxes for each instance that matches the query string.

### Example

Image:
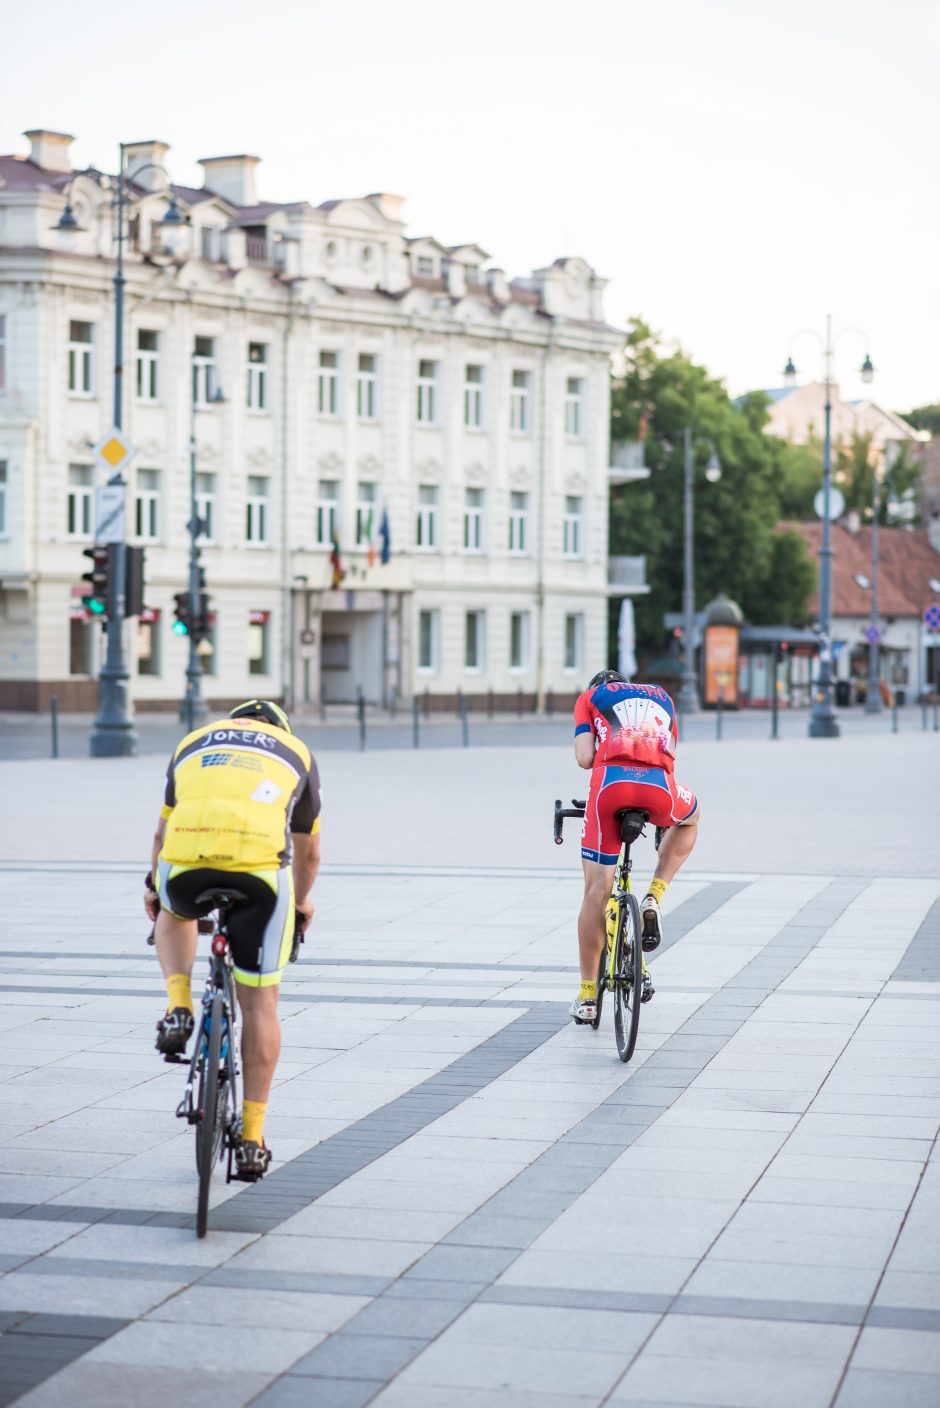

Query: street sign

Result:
[924,604,940,632]
[93,427,135,478]
[863,624,881,644]
[94,484,126,543]
[814,487,846,521]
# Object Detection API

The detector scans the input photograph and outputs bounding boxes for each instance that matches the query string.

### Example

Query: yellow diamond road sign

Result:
[93,428,135,475]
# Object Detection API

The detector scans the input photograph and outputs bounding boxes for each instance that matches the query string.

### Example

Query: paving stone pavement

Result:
[0,734,938,1406]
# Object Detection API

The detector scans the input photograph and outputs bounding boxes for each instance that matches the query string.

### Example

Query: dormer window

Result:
[464,264,480,283]
[361,245,375,268]
[415,255,435,278]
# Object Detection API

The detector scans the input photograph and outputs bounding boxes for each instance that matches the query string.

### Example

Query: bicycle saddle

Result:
[615,809,649,845]
[193,887,249,909]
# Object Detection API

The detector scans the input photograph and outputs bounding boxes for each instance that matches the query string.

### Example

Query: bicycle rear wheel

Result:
[613,892,643,1063]
[196,990,224,1238]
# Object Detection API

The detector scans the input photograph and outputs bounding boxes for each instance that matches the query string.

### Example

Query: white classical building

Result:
[0,128,640,712]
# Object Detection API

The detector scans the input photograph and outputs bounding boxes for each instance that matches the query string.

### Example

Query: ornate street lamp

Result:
[784,318,874,738]
[677,430,721,714]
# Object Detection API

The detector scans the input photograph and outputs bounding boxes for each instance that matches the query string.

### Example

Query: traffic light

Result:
[173,591,192,636]
[81,546,111,617]
[125,546,146,617]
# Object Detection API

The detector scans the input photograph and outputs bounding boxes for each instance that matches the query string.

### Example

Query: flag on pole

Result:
[330,534,345,589]
[365,508,376,568]
[379,508,391,566]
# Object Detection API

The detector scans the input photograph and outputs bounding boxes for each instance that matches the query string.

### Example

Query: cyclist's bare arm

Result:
[145,816,167,919]
[575,735,595,769]
[291,831,320,931]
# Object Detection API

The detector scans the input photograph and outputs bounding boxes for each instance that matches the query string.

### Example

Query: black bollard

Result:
[716,689,724,741]
[423,687,430,721]
[356,687,366,752]
[892,700,898,734]
[412,694,420,748]
[923,700,928,731]
[546,687,554,718]
[935,701,939,733]
[517,688,523,718]
[50,694,59,759]
[487,687,494,719]
[459,689,469,747]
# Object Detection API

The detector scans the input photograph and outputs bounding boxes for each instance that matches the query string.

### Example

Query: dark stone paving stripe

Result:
[0,1310,128,1408]
[264,877,871,1404]
[891,894,940,982]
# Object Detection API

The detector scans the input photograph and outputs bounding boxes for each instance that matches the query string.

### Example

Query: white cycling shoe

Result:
[641,895,663,952]
[569,995,597,1024]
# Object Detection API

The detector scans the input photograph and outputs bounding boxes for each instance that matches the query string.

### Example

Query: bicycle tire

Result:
[196,990,224,1239]
[613,892,643,1063]
[591,940,607,1030]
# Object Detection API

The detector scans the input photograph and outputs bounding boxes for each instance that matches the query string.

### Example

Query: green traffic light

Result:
[82,595,107,615]
[173,620,189,636]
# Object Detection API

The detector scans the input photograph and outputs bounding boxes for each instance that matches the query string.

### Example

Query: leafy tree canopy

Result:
[901,403,940,437]
[609,320,817,659]
[833,432,921,524]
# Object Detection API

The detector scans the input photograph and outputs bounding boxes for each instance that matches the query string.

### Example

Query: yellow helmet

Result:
[229,699,292,733]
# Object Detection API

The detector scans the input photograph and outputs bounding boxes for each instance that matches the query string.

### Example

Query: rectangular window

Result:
[510,369,530,432]
[415,254,435,278]
[317,480,339,546]
[192,336,218,406]
[318,350,340,416]
[508,490,528,554]
[136,329,159,402]
[69,617,94,676]
[68,320,94,396]
[463,486,484,552]
[510,611,530,671]
[196,472,216,544]
[137,616,161,677]
[463,365,484,428]
[563,495,583,557]
[356,481,377,547]
[416,359,438,424]
[416,484,438,549]
[0,314,6,393]
[200,226,219,262]
[356,352,378,420]
[246,476,270,544]
[248,612,270,675]
[67,464,94,538]
[135,469,160,542]
[418,608,438,670]
[465,610,485,671]
[0,461,7,537]
[564,376,584,437]
[564,613,583,671]
[247,342,268,411]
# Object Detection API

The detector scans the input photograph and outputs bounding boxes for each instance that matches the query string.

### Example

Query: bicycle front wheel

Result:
[196,990,224,1238]
[591,940,607,1031]
[613,892,643,1063]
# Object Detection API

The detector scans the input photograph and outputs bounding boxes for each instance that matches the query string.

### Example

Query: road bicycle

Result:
[148,890,304,1238]
[554,798,658,1063]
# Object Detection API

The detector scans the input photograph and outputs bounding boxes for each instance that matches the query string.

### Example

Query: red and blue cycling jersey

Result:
[574,681,678,773]
[574,682,696,862]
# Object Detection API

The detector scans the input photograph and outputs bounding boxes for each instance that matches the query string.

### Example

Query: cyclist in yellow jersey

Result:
[143,700,320,1181]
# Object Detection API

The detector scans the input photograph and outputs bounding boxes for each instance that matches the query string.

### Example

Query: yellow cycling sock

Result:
[241,1100,267,1145]
[165,973,193,1014]
[646,877,669,905]
[579,979,597,1002]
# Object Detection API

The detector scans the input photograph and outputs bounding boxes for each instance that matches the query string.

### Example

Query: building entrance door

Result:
[320,610,383,704]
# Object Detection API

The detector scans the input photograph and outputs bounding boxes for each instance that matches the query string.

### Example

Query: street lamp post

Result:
[864,464,883,714]
[55,146,185,757]
[677,428,721,714]
[181,386,222,731]
[784,315,873,740]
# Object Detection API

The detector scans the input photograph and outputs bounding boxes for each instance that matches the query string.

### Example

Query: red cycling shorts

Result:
[581,763,698,865]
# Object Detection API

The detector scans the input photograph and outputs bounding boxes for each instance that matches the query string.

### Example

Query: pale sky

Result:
[4,0,938,412]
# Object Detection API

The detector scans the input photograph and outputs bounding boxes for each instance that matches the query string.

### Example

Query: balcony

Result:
[245,233,269,264]
[607,555,650,595]
[609,440,650,485]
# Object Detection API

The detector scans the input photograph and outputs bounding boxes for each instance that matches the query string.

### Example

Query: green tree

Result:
[901,403,940,437]
[834,432,921,524]
[609,321,816,660]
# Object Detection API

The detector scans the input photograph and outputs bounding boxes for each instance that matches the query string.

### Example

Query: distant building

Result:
[788,520,940,699]
[0,128,644,712]
[756,382,925,458]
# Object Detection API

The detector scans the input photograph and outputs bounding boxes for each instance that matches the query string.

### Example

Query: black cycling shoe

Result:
[155,1006,194,1058]
[233,1138,272,1183]
[641,895,663,952]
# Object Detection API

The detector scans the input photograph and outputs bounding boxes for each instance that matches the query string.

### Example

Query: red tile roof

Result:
[787,521,940,618]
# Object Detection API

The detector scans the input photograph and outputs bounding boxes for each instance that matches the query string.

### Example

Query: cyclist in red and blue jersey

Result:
[570,669,700,1023]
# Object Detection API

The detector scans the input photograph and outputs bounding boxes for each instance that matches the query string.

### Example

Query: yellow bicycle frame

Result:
[603,844,648,990]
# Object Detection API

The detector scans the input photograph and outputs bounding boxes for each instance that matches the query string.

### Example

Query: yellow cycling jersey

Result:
[159,718,321,872]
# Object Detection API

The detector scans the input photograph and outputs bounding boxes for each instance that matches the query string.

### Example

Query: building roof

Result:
[786,520,940,619]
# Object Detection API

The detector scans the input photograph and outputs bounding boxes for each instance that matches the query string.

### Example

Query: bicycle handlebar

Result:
[553,797,587,845]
